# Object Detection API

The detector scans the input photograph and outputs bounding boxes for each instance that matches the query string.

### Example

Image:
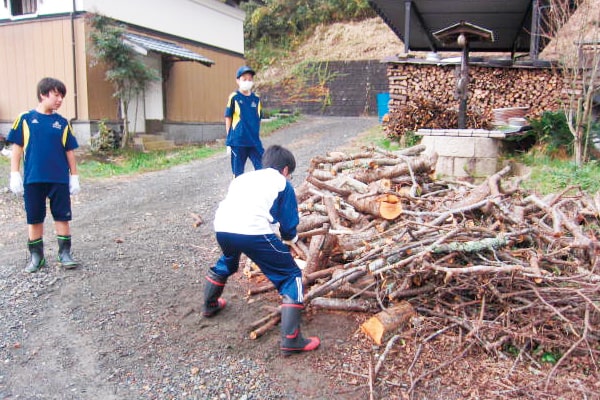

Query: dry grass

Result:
[258,17,405,85]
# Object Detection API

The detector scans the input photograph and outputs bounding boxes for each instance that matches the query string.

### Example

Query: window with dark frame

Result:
[10,0,37,16]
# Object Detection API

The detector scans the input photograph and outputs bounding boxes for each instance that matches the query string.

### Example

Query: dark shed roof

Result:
[124,33,214,66]
[368,0,549,54]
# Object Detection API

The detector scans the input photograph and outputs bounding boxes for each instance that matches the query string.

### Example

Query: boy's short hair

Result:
[37,77,67,101]
[262,145,296,174]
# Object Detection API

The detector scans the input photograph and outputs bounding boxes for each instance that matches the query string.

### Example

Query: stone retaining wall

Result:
[258,60,388,116]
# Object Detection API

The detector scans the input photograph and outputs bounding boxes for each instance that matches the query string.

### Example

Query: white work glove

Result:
[69,175,81,195]
[9,171,23,195]
[226,146,232,155]
[282,235,299,246]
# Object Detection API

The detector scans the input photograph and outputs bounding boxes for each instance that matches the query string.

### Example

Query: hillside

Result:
[259,1,600,82]
[540,0,600,60]
[258,17,405,84]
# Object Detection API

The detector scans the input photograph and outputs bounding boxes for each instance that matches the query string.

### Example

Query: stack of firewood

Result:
[387,63,564,117]
[245,145,600,373]
[385,62,565,137]
[384,97,493,137]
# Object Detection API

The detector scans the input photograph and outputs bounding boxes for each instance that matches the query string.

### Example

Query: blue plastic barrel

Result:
[377,92,390,122]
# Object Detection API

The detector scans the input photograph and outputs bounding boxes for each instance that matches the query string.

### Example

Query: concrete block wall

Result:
[76,121,223,147]
[420,135,502,179]
[163,122,223,144]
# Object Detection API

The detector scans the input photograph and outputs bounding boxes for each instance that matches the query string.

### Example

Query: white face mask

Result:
[238,80,254,92]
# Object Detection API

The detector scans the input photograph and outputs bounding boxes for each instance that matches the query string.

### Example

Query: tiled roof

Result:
[124,33,214,66]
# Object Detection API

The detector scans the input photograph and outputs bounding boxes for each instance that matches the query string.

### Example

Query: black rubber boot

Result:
[57,235,79,269]
[280,297,320,356]
[203,269,227,317]
[25,238,46,273]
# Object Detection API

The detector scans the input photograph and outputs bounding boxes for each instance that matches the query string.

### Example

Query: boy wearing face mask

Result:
[224,66,264,177]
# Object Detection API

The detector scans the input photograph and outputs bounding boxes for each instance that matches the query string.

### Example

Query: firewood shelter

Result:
[368,0,554,58]
[368,1,567,178]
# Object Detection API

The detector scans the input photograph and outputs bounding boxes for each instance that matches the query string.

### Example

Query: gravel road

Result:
[0,116,381,400]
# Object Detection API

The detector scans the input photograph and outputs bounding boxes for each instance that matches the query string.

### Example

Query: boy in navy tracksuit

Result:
[224,65,264,177]
[203,145,320,356]
[7,77,81,273]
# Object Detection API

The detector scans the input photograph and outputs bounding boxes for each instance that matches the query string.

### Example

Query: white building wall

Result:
[127,53,164,134]
[0,0,245,54]
[143,54,164,121]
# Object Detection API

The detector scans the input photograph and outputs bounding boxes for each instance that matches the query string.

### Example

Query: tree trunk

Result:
[120,99,131,149]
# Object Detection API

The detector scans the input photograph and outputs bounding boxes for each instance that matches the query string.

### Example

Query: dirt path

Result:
[0,116,380,400]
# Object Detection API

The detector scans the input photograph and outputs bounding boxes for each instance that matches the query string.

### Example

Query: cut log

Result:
[299,201,361,224]
[331,282,377,299]
[351,154,435,183]
[248,282,276,296]
[337,227,382,251]
[289,241,308,260]
[310,297,375,312]
[307,175,351,197]
[304,231,327,276]
[379,194,403,220]
[360,301,416,345]
[346,192,402,220]
[449,165,511,209]
[367,178,392,193]
[248,310,280,331]
[323,197,344,230]
[310,151,376,171]
[297,215,330,233]
[249,314,281,340]
[340,176,370,193]
[388,283,435,301]
[304,264,341,284]
[298,226,330,239]
[311,170,336,181]
[295,181,312,203]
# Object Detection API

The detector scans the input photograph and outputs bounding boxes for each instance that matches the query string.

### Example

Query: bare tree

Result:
[541,0,600,165]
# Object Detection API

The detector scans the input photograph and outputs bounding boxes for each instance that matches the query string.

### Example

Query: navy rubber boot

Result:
[25,238,46,273]
[280,298,320,356]
[203,269,227,317]
[57,235,79,269]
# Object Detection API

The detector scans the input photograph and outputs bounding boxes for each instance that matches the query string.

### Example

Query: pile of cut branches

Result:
[244,145,600,393]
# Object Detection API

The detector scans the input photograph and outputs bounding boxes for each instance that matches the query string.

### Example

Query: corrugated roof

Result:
[368,0,546,54]
[124,33,214,66]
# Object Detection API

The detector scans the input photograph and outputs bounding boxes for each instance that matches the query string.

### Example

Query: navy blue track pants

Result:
[230,146,263,177]
[211,232,304,303]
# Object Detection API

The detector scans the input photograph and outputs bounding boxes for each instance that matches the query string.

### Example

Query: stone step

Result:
[143,140,176,151]
[137,134,165,142]
[134,133,176,151]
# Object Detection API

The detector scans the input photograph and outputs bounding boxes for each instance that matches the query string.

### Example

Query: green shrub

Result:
[527,111,573,157]
[401,130,422,148]
[90,119,120,154]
